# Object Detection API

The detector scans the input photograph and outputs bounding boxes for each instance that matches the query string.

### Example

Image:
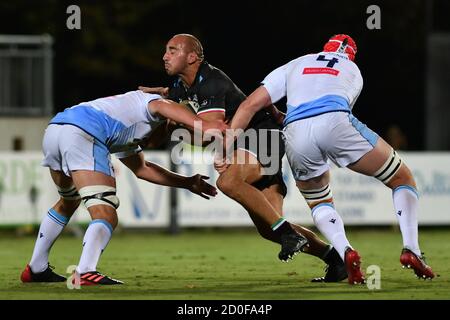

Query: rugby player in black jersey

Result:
[140,34,346,282]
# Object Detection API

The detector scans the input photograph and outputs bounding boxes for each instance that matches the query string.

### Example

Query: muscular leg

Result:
[347,138,435,279]
[347,137,415,188]
[49,169,81,218]
[297,171,365,284]
[216,150,282,226]
[257,183,330,258]
[71,170,118,275]
[245,183,284,242]
[27,170,80,274]
[347,137,419,254]
[297,171,353,261]
[71,170,118,228]
[217,149,307,260]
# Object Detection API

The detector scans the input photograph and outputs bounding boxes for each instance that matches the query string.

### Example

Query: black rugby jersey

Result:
[168,62,273,128]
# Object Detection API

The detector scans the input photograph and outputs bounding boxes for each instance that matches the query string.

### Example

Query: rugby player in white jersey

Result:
[226,34,435,284]
[20,90,227,285]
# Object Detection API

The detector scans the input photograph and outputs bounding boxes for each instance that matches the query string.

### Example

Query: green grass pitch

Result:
[0,228,449,300]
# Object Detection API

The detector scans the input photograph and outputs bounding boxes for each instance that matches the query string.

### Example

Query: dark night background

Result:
[1,0,449,150]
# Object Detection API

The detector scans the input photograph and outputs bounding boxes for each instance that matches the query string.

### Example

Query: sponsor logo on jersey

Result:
[181,100,200,113]
[303,67,340,76]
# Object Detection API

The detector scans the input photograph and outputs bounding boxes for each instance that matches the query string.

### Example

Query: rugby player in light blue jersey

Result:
[21,90,227,285]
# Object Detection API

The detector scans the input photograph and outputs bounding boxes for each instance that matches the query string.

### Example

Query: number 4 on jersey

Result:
[316,55,339,68]
[303,55,340,76]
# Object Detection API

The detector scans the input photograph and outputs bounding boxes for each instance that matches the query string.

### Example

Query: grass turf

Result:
[0,228,449,300]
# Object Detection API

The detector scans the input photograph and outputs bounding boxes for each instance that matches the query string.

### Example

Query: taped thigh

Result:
[57,185,81,200]
[373,148,402,184]
[78,185,120,209]
[299,184,333,206]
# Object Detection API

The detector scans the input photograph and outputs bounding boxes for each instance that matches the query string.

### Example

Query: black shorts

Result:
[234,119,287,197]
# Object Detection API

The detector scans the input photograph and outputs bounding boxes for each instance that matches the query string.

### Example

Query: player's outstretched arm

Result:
[230,86,272,131]
[148,98,228,134]
[120,152,218,199]
[214,86,273,173]
[139,85,169,97]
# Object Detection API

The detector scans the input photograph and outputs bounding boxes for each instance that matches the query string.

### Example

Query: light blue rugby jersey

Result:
[261,52,363,126]
[50,90,164,155]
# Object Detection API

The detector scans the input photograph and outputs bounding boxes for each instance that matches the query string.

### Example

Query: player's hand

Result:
[214,157,229,174]
[212,127,238,175]
[138,86,169,97]
[273,110,285,126]
[202,120,229,151]
[266,104,285,126]
[187,174,218,199]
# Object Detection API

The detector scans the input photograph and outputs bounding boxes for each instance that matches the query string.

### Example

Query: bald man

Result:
[140,34,347,283]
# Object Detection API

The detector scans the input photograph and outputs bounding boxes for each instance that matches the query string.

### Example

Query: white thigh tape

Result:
[57,185,81,200]
[374,148,402,184]
[300,184,333,205]
[79,185,120,209]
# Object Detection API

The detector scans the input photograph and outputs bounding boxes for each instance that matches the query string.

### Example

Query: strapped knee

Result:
[374,148,402,184]
[300,184,333,206]
[57,185,81,200]
[79,185,120,209]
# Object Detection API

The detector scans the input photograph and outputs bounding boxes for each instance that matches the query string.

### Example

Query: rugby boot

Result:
[278,232,309,262]
[21,263,66,283]
[400,248,435,280]
[311,247,348,282]
[344,247,365,285]
[74,270,124,285]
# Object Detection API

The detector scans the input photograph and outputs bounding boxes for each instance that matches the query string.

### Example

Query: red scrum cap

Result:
[323,34,357,61]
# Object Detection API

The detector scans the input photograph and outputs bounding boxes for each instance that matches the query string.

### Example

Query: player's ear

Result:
[187,52,198,64]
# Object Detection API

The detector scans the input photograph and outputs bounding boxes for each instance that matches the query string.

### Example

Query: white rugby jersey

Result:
[262,52,363,126]
[50,90,164,156]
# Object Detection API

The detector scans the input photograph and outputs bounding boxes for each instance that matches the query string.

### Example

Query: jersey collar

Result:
[192,61,210,85]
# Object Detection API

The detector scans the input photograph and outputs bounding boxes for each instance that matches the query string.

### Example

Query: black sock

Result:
[272,218,296,238]
[323,246,343,264]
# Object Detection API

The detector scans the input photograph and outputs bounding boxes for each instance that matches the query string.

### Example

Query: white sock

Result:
[393,186,421,256]
[29,209,69,273]
[76,220,113,274]
[312,203,351,261]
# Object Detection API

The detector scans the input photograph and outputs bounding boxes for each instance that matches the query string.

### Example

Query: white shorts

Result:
[42,124,114,177]
[283,112,379,181]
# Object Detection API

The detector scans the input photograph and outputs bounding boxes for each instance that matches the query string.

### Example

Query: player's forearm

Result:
[151,100,201,131]
[120,153,188,188]
[178,125,216,147]
[230,104,255,131]
[137,161,190,189]
[230,87,272,130]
